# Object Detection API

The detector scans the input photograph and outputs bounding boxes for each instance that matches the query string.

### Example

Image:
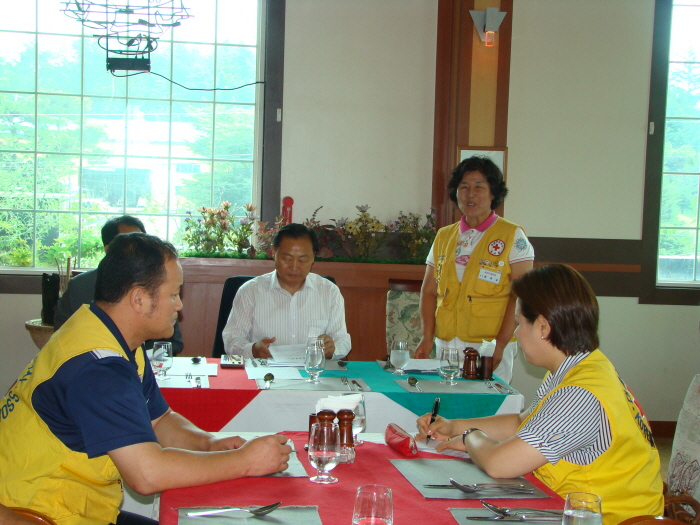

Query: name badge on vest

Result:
[478,266,502,284]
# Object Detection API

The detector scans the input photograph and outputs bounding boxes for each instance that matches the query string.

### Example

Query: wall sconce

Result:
[470,7,507,47]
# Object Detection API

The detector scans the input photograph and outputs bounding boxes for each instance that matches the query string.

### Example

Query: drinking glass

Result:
[563,492,602,525]
[152,342,173,380]
[352,484,393,525]
[308,422,341,484]
[390,341,410,375]
[305,337,326,383]
[352,394,366,446]
[439,347,460,385]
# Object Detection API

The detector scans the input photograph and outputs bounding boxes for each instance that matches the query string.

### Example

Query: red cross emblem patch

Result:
[488,239,505,256]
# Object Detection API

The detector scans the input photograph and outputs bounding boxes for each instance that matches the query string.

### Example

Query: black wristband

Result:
[462,428,481,446]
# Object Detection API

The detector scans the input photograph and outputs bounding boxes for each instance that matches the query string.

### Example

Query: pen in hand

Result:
[426,397,441,445]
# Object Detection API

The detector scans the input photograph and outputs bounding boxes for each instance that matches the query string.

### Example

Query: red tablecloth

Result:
[159,431,563,525]
[160,359,260,431]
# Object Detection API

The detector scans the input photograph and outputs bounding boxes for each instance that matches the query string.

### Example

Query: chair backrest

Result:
[666,374,700,523]
[212,274,338,358]
[619,516,686,525]
[386,289,422,351]
[212,275,255,357]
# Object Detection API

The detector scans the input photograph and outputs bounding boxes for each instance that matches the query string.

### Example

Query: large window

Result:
[0,0,263,268]
[657,1,700,284]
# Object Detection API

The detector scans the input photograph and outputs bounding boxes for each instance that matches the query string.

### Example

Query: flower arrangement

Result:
[182,201,259,254]
[342,205,391,259]
[393,208,437,259]
[182,203,437,264]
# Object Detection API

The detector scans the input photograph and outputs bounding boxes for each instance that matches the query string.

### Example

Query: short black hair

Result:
[273,223,319,254]
[511,264,599,356]
[95,232,178,304]
[447,156,509,210]
[101,215,146,246]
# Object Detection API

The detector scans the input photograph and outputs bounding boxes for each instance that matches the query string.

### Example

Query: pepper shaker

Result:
[462,348,479,380]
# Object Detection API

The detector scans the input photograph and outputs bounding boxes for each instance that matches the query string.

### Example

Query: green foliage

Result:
[182,202,258,254]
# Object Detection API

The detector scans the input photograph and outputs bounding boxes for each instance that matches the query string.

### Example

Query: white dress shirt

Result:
[222,271,351,359]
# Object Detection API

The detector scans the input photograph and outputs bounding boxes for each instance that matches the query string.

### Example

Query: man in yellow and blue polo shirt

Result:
[0,233,291,525]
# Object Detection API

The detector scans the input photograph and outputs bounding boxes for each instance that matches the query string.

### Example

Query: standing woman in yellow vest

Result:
[414,156,534,383]
[416,264,664,525]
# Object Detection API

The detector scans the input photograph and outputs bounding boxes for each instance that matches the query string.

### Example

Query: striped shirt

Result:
[517,352,612,465]
[222,271,351,359]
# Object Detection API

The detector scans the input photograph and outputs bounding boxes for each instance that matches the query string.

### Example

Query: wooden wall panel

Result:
[178,258,425,360]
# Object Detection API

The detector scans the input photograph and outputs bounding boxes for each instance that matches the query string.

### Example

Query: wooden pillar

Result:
[432,0,514,228]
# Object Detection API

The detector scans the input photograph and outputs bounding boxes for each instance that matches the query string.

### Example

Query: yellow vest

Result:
[433,217,518,343]
[0,305,147,525]
[519,350,664,525]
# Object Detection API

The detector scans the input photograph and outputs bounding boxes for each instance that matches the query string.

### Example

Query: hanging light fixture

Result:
[61,1,192,72]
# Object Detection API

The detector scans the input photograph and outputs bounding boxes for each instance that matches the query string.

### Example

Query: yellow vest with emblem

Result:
[519,350,663,525]
[433,217,518,342]
[0,305,147,525]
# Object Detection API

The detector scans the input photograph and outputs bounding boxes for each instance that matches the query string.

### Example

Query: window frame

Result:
[0,0,284,274]
[640,0,700,304]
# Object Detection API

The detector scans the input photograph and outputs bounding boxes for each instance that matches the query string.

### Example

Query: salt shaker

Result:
[462,348,479,380]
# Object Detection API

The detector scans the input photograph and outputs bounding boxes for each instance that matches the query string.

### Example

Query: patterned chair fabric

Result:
[386,290,424,352]
[667,374,700,521]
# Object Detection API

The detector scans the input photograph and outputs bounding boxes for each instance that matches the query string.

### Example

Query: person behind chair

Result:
[0,233,291,525]
[222,223,351,360]
[53,215,183,354]
[416,264,663,525]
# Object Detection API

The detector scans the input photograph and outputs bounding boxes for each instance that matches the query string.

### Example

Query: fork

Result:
[340,376,353,391]
[186,502,281,517]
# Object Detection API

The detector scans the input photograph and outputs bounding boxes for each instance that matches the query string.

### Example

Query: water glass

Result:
[152,341,173,380]
[352,394,366,445]
[308,422,341,484]
[305,337,326,383]
[390,341,410,375]
[352,484,393,525]
[563,492,602,525]
[439,347,460,385]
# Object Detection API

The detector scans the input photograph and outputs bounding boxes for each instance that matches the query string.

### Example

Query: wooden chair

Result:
[7,508,57,525]
[620,517,687,525]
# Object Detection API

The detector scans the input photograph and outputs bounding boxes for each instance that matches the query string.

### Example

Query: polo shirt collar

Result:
[89,302,138,367]
[459,210,497,234]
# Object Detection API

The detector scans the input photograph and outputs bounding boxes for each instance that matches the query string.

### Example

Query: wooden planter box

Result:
[179,257,426,361]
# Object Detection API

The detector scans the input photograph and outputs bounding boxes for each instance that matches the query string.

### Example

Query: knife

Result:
[467,516,561,523]
[351,380,364,391]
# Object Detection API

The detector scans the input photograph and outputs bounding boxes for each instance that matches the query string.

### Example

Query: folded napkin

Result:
[478,339,496,357]
[315,393,362,413]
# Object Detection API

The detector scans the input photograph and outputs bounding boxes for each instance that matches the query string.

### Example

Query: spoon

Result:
[481,501,563,518]
[407,376,423,392]
[263,372,274,389]
[337,360,348,368]
[191,356,201,364]
[186,502,281,517]
[450,478,534,494]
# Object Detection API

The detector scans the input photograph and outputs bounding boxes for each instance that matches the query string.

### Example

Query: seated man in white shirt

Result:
[222,223,351,360]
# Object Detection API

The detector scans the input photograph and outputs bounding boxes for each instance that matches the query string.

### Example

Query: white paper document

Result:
[168,357,218,376]
[403,358,441,371]
[268,344,307,366]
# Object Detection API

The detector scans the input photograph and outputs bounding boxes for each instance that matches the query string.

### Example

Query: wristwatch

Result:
[462,428,481,446]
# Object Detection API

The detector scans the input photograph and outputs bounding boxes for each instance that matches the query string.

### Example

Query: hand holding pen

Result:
[426,397,441,444]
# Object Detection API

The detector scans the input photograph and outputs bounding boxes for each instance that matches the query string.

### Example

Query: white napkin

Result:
[315,393,362,414]
[478,339,496,357]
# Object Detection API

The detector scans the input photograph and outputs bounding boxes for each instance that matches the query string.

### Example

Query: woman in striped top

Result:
[416,264,663,525]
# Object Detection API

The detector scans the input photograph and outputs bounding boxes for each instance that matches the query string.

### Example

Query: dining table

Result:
[158,359,525,433]
[158,431,564,525]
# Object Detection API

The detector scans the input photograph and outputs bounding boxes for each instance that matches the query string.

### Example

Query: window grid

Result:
[0,0,260,269]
